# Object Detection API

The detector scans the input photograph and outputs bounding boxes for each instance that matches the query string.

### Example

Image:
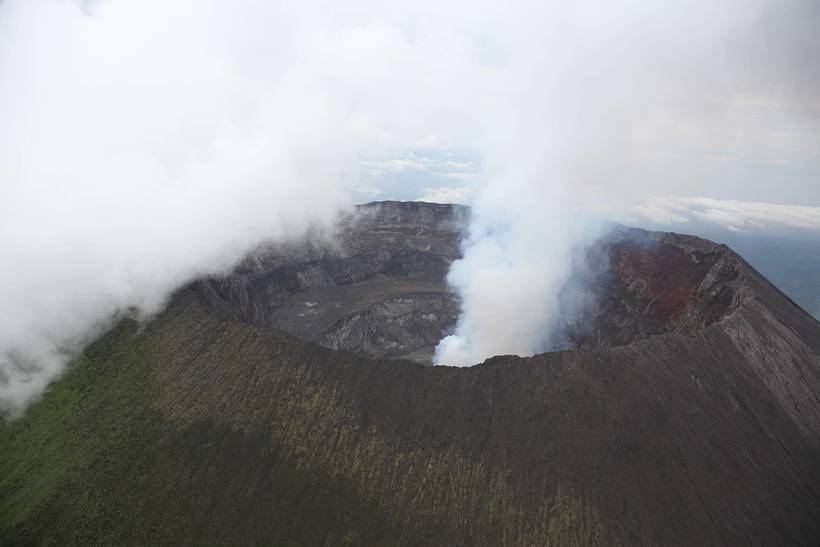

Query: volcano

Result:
[2,201,819,545]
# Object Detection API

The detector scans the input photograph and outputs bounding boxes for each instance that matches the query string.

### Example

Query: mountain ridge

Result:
[1,201,819,545]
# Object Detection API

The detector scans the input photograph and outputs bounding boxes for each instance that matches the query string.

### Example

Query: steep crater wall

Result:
[196,201,747,363]
[558,228,744,350]
[197,201,465,362]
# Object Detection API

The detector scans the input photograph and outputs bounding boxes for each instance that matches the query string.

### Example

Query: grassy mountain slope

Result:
[0,290,598,545]
[2,227,820,545]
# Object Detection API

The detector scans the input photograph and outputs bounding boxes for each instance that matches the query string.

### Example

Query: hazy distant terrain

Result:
[715,235,820,320]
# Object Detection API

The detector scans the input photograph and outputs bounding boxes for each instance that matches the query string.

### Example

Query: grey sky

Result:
[367,96,820,209]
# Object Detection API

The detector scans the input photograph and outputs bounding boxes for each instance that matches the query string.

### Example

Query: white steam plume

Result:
[435,0,820,365]
[2,0,819,407]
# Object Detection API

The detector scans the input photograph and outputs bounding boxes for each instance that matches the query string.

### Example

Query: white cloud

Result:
[419,186,473,205]
[362,155,477,178]
[631,197,820,233]
[0,0,379,414]
[361,158,427,174]
[414,133,450,151]
[434,0,820,366]
[442,160,475,170]
[633,203,691,225]
[437,171,477,181]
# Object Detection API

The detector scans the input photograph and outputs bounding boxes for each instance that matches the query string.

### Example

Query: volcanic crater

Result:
[196,200,747,363]
[3,201,819,545]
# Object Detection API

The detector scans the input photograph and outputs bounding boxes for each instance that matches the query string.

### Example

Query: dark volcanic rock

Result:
[558,228,746,349]
[2,201,820,546]
[197,201,466,362]
[318,292,460,360]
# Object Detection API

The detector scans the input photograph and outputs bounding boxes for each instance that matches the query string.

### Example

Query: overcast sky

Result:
[368,94,820,209]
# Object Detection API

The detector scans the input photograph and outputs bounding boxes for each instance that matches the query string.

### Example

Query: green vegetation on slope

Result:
[4,268,818,545]
[0,290,598,546]
[0,300,424,545]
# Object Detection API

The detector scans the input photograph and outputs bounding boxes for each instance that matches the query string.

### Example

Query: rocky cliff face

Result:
[197,201,466,362]
[2,201,819,546]
[558,228,746,349]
